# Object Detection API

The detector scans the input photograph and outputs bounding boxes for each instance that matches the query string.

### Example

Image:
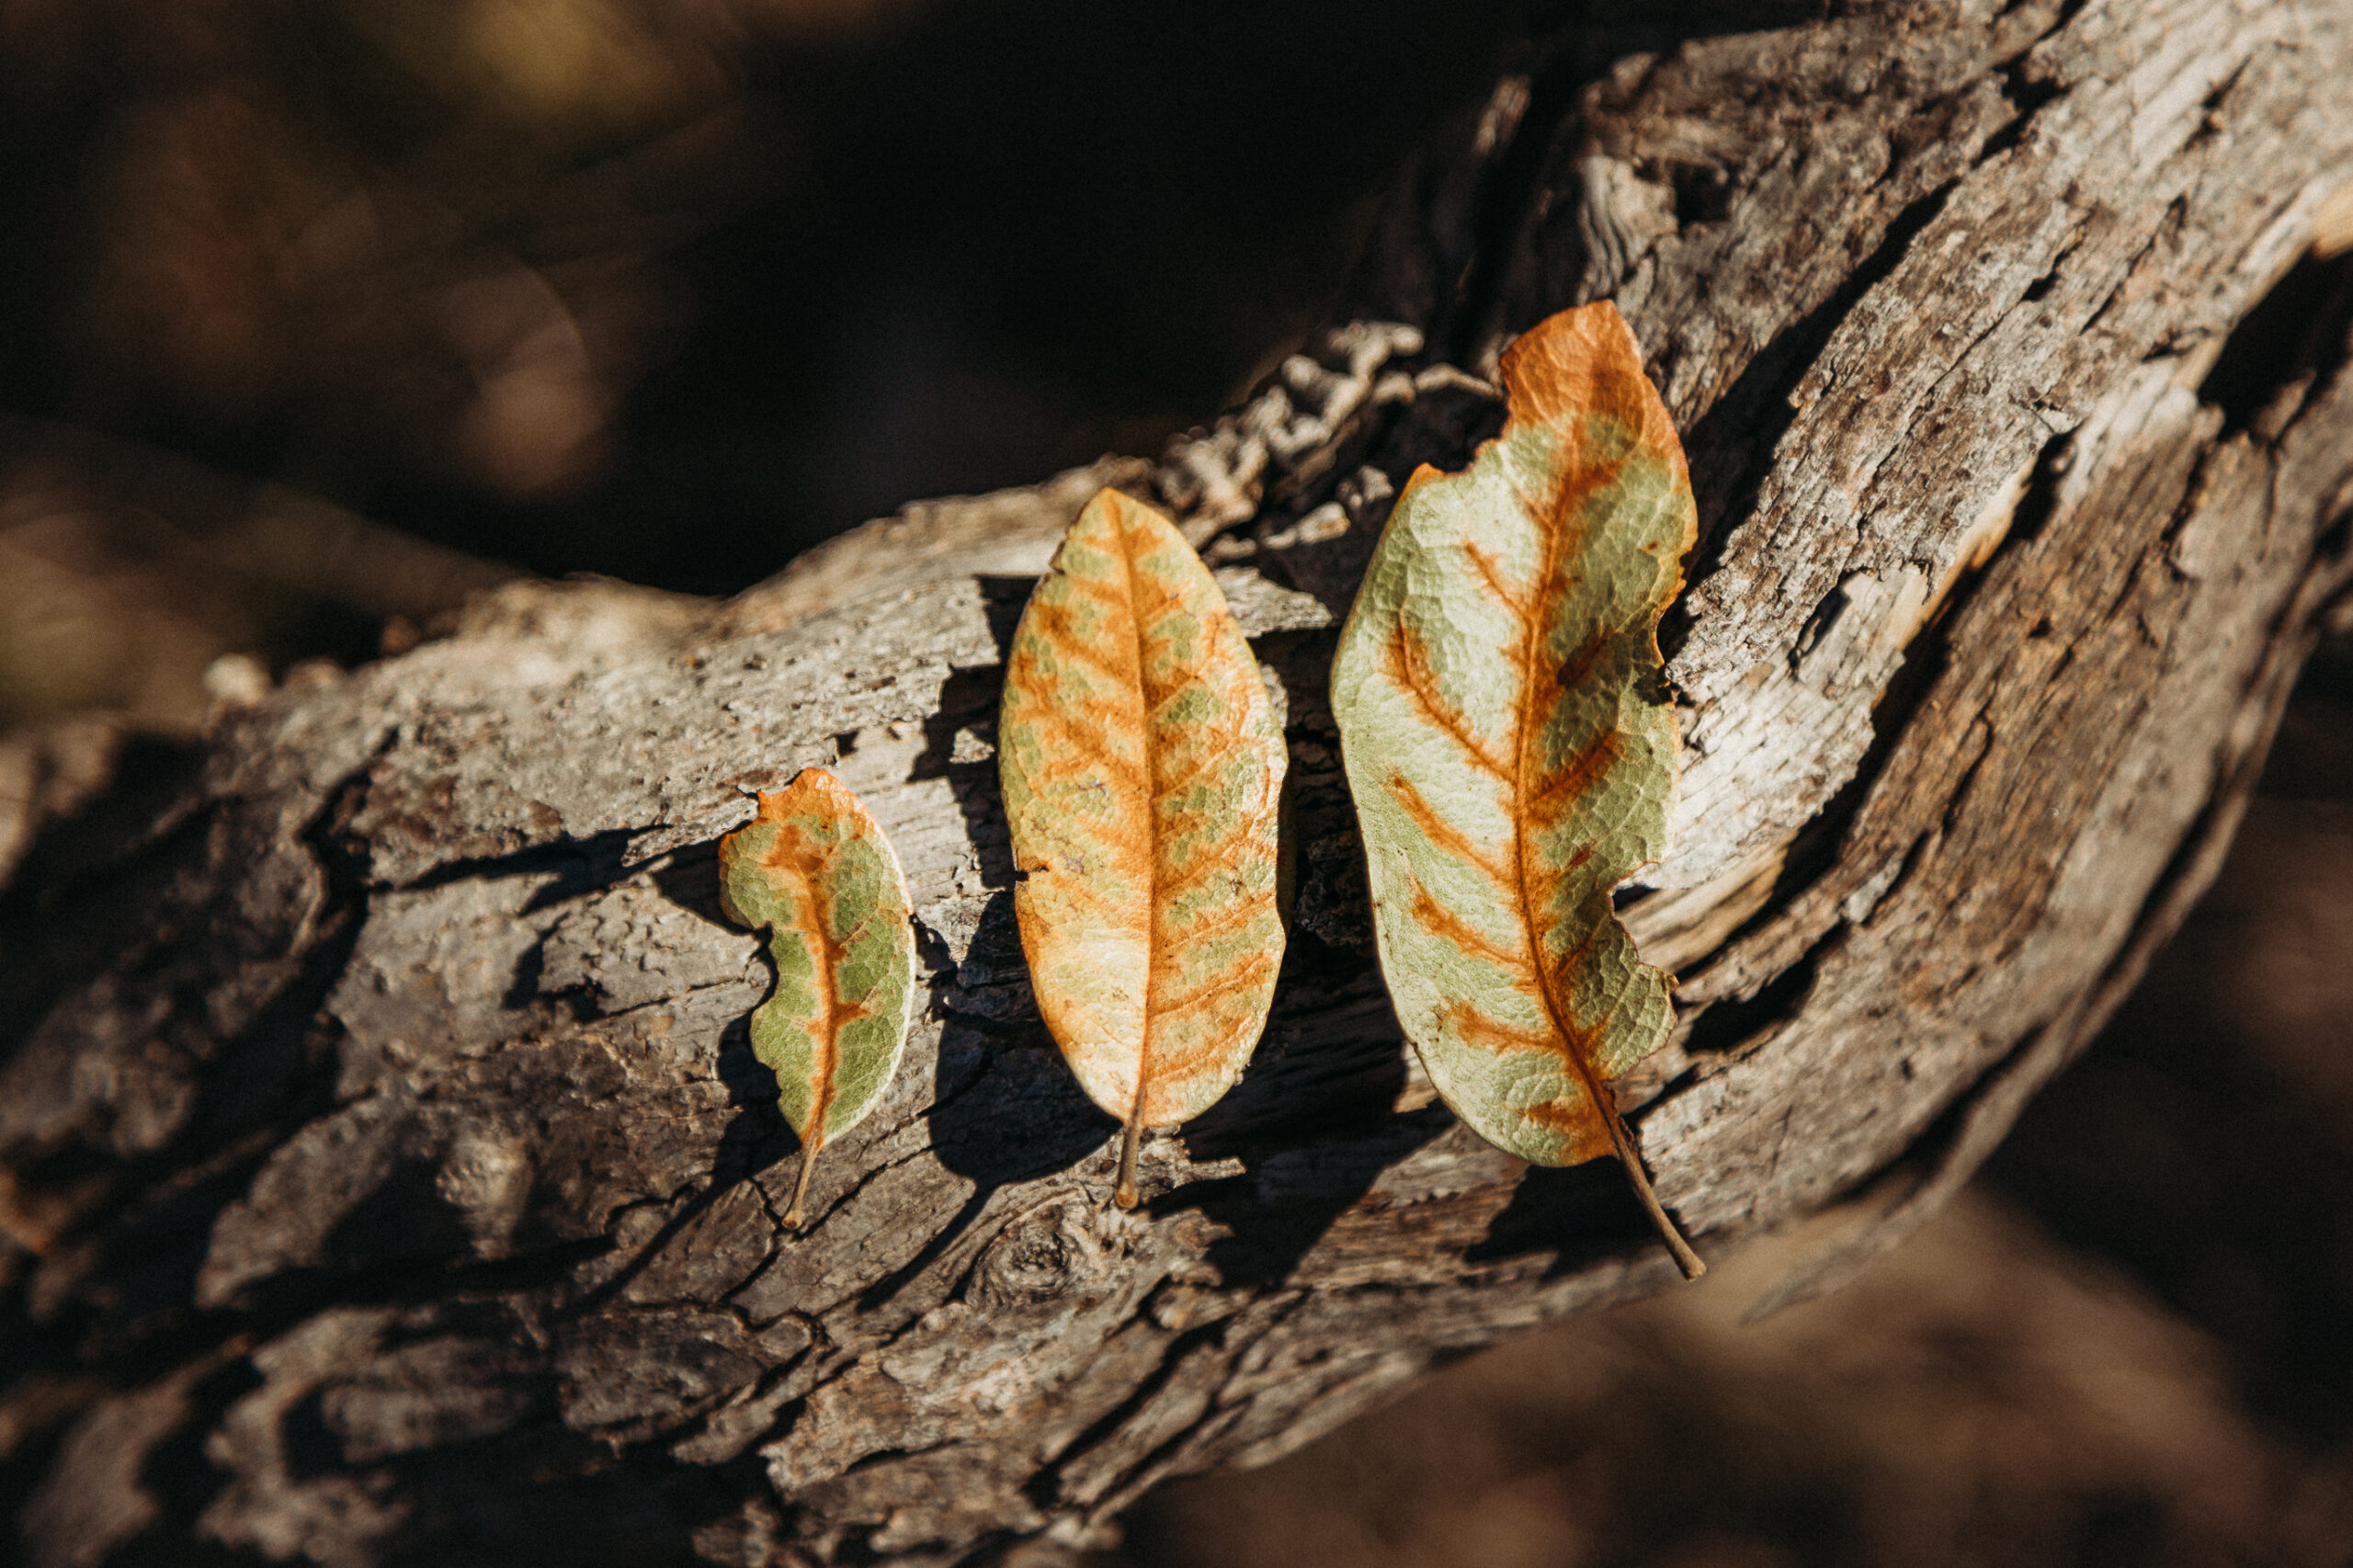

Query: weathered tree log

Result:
[6,2,2353,1563]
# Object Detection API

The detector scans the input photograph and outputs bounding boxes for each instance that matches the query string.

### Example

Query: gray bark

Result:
[6,2,2353,1563]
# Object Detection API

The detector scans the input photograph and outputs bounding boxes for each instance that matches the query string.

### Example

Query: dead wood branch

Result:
[5,3,2352,1563]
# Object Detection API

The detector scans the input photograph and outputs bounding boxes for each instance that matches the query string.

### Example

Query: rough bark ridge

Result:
[6,2,2353,1563]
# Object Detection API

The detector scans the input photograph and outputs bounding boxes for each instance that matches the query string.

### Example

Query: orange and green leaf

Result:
[998,488,1288,1207]
[719,767,915,1228]
[1330,301,1704,1278]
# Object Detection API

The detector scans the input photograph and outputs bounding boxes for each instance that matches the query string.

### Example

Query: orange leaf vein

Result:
[1506,434,1634,1125]
[1387,615,1512,779]
[1385,768,1511,890]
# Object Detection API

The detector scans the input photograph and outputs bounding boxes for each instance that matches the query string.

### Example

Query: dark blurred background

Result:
[0,0,1507,733]
[1,3,2348,1564]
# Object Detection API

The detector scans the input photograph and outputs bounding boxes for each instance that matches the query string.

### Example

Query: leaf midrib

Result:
[1121,518,1161,1127]
[779,827,871,1151]
[1507,437,1628,1145]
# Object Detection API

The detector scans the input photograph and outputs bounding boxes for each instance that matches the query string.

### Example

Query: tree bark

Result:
[6,2,2353,1563]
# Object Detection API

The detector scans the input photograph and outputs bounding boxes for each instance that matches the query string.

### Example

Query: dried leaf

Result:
[718,767,916,1228]
[999,487,1288,1206]
[1330,301,1704,1278]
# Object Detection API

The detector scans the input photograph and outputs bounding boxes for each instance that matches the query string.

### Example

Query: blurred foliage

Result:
[0,415,512,728]
[0,0,1509,727]
[0,0,1509,587]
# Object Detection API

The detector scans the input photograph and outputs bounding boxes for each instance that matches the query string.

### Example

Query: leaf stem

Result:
[1114,1105,1144,1210]
[782,1142,816,1231]
[1600,1101,1704,1279]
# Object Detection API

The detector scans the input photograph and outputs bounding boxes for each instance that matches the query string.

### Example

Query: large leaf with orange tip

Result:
[998,488,1287,1203]
[719,767,915,1226]
[1331,301,1703,1276]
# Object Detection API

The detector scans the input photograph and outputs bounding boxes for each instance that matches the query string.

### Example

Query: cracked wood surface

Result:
[5,2,2353,1564]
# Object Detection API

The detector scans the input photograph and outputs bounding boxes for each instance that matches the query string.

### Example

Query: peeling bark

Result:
[5,2,2352,1564]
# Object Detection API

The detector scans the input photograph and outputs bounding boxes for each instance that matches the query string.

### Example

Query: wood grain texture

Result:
[3,1,2350,1563]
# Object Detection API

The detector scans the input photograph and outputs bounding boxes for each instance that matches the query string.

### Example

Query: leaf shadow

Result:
[969,574,1037,660]
[1158,944,1442,1289]
[859,893,1113,1311]
[906,575,1029,903]
[1178,1104,1457,1290]
[862,578,1131,1299]
[563,1009,795,1318]
[1462,1156,1668,1277]
[529,835,787,1321]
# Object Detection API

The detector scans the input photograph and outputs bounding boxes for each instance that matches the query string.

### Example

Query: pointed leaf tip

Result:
[719,766,916,1230]
[998,488,1290,1180]
[1331,301,1704,1277]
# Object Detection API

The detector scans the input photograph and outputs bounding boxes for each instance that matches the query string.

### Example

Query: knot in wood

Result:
[968,1197,1117,1312]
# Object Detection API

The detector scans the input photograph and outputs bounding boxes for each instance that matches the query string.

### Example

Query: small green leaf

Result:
[1331,301,1704,1278]
[999,487,1288,1207]
[719,767,916,1228]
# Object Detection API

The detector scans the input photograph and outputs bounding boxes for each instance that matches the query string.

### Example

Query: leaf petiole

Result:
[782,1140,817,1231]
[1600,1102,1704,1279]
[1114,1106,1144,1210]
